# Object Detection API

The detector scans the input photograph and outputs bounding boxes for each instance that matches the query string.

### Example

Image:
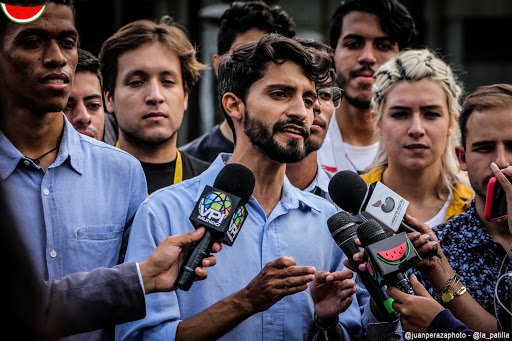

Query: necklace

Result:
[25,145,59,165]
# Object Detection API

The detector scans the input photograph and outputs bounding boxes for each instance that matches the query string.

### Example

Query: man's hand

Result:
[241,256,316,313]
[311,270,356,322]
[387,274,444,333]
[490,163,512,233]
[139,227,222,294]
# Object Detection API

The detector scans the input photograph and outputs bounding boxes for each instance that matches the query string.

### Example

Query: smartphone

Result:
[484,176,512,221]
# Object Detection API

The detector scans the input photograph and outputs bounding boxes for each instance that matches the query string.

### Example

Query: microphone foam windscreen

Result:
[328,170,368,214]
[214,163,255,204]
[357,219,387,246]
[327,211,352,234]
[327,212,357,245]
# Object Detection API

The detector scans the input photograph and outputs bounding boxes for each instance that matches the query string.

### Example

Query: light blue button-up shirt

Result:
[0,116,147,340]
[304,162,335,204]
[117,154,400,341]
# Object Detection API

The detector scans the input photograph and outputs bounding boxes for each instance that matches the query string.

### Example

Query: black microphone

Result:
[176,163,255,291]
[327,212,399,322]
[328,170,415,234]
[328,171,442,259]
[357,219,421,295]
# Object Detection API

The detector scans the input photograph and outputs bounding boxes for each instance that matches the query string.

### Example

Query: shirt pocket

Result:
[75,224,124,240]
[73,224,125,270]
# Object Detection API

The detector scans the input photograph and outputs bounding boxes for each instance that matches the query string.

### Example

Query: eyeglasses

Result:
[317,87,344,109]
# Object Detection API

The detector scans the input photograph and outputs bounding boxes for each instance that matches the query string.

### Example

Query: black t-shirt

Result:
[179,124,234,163]
[140,151,211,194]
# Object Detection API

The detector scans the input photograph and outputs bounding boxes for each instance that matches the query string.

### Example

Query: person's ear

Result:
[222,92,244,123]
[455,145,468,171]
[371,110,381,136]
[447,114,456,136]
[212,54,221,76]
[183,91,189,112]
[104,90,115,113]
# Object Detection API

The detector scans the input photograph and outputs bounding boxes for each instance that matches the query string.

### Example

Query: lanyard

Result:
[115,141,183,186]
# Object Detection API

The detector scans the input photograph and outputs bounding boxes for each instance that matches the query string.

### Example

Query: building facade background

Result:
[75,0,512,145]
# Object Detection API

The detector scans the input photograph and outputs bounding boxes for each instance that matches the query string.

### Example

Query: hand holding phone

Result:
[485,162,512,222]
[484,176,511,221]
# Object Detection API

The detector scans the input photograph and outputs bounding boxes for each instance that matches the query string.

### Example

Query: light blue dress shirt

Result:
[117,154,400,341]
[0,115,147,340]
[304,163,335,204]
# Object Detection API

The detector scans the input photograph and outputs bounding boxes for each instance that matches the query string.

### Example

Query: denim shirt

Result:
[116,154,401,341]
[1,114,147,322]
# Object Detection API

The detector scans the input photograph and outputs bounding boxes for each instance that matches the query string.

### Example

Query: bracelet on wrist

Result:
[312,312,339,341]
[434,271,467,304]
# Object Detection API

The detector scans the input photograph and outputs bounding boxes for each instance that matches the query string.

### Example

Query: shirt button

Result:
[24,160,30,165]
[43,188,50,196]
[269,317,275,325]
[50,250,57,258]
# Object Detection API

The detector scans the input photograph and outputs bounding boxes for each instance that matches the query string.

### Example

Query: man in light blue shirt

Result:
[117,34,401,340]
[0,2,144,340]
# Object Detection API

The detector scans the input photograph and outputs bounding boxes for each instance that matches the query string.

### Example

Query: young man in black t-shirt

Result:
[100,17,210,194]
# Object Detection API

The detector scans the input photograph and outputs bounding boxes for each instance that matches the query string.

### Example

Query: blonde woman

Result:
[361,49,473,227]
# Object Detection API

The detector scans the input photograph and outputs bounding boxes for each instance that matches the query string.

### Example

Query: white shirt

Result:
[318,116,379,174]
[424,194,452,228]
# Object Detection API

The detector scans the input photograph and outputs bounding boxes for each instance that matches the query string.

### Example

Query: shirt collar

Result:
[0,114,83,180]
[194,153,322,212]
[55,115,84,175]
[303,163,332,196]
[0,129,23,180]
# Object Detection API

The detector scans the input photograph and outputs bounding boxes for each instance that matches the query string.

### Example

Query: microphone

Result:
[176,163,255,291]
[328,170,415,234]
[327,212,399,322]
[357,219,421,295]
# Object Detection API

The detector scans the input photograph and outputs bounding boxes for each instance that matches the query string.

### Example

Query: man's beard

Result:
[243,109,310,164]
[470,173,493,201]
[336,66,374,109]
[344,93,371,109]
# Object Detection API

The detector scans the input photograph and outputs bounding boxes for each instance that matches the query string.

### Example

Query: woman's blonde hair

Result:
[369,49,472,200]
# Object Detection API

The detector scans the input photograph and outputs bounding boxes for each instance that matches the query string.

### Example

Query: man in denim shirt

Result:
[0,2,147,339]
[117,35,402,341]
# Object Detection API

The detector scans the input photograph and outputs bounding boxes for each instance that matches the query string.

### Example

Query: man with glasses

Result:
[286,86,343,201]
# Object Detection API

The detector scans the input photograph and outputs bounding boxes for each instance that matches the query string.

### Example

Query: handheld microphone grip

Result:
[391,271,415,296]
[357,220,420,296]
[328,213,399,321]
[176,229,214,291]
[176,163,255,291]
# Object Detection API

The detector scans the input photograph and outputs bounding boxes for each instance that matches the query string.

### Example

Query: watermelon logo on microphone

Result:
[1,3,46,23]
[197,191,232,226]
[372,196,395,213]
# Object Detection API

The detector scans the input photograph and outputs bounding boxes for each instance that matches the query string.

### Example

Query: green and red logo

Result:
[1,3,45,23]
[376,240,411,265]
